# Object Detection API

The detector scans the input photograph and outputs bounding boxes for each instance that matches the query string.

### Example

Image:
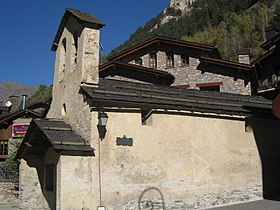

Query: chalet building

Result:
[103,36,252,95]
[0,97,49,161]
[15,8,280,210]
[251,32,280,99]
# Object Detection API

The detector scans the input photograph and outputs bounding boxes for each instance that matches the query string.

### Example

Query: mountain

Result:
[0,81,39,107]
[108,0,278,62]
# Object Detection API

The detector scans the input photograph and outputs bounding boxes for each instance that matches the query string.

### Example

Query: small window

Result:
[166,52,174,67]
[45,164,55,191]
[0,140,8,156]
[196,82,223,92]
[135,58,143,65]
[180,54,189,66]
[149,53,157,69]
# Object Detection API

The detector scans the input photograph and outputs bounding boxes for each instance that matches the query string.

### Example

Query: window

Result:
[180,54,189,66]
[196,82,223,92]
[45,164,55,191]
[149,53,157,69]
[135,58,143,65]
[0,140,8,156]
[166,52,174,67]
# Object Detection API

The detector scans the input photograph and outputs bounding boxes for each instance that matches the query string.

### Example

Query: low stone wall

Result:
[0,182,19,205]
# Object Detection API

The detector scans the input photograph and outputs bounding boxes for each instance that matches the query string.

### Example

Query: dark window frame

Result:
[149,53,157,69]
[196,82,223,92]
[180,54,189,67]
[166,52,174,68]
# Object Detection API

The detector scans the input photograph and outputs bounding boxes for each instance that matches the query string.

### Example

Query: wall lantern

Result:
[97,109,108,140]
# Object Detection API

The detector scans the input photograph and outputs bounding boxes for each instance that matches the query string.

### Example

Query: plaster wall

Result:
[19,157,49,210]
[93,111,262,209]
[57,155,97,210]
[47,18,100,143]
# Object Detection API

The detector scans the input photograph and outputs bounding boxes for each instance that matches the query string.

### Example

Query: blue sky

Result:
[0,0,169,86]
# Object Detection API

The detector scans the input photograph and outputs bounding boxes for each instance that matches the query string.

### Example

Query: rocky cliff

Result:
[169,0,197,13]
[156,0,197,27]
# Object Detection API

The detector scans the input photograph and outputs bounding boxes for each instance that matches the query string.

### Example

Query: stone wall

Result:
[19,158,50,210]
[47,16,100,143]
[0,182,18,205]
[130,51,251,95]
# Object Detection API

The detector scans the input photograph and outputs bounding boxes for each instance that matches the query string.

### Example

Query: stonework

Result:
[17,8,275,210]
[19,159,50,210]
[130,51,251,95]
[0,182,18,205]
[47,15,99,143]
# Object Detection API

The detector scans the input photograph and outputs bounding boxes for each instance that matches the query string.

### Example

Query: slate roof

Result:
[0,102,50,129]
[81,79,273,118]
[108,36,221,61]
[52,8,105,51]
[99,61,175,86]
[16,119,94,159]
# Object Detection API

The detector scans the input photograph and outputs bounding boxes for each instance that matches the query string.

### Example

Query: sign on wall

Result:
[12,124,29,138]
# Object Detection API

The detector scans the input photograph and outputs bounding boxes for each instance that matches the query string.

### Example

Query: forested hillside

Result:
[109,0,280,62]
[26,85,52,106]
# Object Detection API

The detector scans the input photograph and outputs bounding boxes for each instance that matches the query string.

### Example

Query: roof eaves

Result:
[99,61,175,85]
[51,8,105,51]
[200,56,252,71]
[251,48,277,66]
[108,36,219,61]
[260,33,280,50]
[81,79,272,118]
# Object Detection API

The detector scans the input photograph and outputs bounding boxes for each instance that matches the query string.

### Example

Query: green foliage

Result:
[182,6,271,61]
[27,85,52,106]
[109,0,258,56]
[4,141,20,174]
[270,4,280,29]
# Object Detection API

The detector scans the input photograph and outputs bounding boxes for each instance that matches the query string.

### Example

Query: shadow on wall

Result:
[24,152,59,210]
[253,117,280,201]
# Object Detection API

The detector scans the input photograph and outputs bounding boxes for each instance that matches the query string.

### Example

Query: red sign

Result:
[12,124,29,137]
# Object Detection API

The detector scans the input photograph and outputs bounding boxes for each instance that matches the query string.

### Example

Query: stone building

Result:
[252,32,280,99]
[15,8,280,210]
[105,36,252,95]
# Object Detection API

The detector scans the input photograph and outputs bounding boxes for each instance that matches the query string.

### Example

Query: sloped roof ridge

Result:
[108,35,220,61]
[65,8,105,26]
[51,8,105,51]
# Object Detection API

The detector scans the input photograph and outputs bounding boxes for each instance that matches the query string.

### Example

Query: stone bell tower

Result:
[48,9,105,141]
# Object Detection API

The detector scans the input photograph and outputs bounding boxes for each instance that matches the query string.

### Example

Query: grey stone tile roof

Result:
[81,79,273,118]
[99,61,175,86]
[52,8,105,51]
[66,8,105,26]
[0,102,50,129]
[16,119,94,159]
